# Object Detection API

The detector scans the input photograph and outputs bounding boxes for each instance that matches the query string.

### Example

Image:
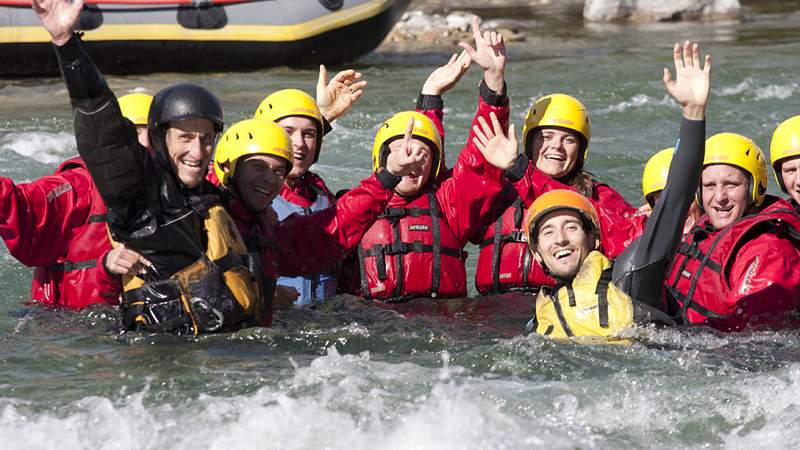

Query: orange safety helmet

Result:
[524,189,599,248]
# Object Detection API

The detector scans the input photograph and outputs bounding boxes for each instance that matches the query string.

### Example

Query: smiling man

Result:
[664,132,800,331]
[34,0,269,334]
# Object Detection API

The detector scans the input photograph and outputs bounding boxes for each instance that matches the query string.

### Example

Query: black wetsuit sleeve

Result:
[612,117,705,312]
[53,33,147,223]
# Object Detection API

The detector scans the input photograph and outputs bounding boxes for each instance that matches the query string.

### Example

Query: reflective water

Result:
[1,5,800,448]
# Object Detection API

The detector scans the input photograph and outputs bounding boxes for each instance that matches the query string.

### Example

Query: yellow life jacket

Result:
[531,251,634,339]
[118,203,262,335]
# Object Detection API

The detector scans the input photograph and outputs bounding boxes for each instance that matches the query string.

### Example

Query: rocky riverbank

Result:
[379,0,754,50]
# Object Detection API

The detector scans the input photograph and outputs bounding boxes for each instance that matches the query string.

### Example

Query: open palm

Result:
[663,41,711,109]
[32,0,83,45]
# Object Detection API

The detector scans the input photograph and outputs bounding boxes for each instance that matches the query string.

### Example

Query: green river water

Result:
[1,2,800,448]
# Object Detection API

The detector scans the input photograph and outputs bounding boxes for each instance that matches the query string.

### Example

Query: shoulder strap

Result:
[429,192,442,296]
[595,267,613,328]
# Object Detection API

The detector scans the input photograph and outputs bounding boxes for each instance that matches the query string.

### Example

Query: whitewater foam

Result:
[0,131,76,165]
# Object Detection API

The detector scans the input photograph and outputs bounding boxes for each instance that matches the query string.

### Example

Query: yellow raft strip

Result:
[0,0,391,43]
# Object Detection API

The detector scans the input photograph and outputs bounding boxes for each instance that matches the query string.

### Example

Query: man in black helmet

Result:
[33,0,264,334]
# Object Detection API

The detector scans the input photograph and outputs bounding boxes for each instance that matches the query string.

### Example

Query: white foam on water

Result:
[717,77,798,101]
[719,78,754,97]
[0,131,76,165]
[0,346,572,450]
[596,94,675,114]
[721,363,800,449]
[754,83,797,101]
[5,343,800,449]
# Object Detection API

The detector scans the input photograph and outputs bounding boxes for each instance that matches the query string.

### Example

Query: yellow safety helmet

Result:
[213,119,292,186]
[524,189,599,248]
[254,89,324,162]
[371,111,443,179]
[118,92,153,126]
[641,147,674,208]
[770,115,800,192]
[521,94,591,165]
[701,132,768,207]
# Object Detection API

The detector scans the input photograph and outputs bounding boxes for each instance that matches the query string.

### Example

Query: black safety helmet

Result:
[147,83,224,168]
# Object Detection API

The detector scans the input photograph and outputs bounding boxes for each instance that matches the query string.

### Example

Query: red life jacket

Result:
[475,185,555,294]
[665,197,800,327]
[31,158,119,308]
[357,191,467,301]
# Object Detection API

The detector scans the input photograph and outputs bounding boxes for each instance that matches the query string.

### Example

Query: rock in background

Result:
[583,0,742,22]
[385,10,526,46]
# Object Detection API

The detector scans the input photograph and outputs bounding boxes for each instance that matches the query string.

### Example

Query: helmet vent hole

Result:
[746,148,750,156]
[235,133,239,140]
[248,132,253,140]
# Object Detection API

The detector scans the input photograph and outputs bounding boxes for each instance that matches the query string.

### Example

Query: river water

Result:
[2,3,800,448]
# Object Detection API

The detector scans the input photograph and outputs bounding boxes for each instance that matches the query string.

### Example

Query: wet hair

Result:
[563,170,595,198]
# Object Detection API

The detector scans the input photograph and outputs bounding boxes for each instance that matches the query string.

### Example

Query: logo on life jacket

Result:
[409,224,429,232]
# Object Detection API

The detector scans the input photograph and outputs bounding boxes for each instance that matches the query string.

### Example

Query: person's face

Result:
[779,155,800,205]
[531,127,582,179]
[701,164,751,230]
[165,118,216,189]
[232,154,287,213]
[390,137,433,197]
[277,116,318,179]
[135,125,150,150]
[533,210,595,280]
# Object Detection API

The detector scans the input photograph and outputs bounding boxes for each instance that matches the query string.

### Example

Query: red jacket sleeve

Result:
[592,183,638,258]
[274,172,394,275]
[0,171,92,266]
[439,94,509,245]
[712,232,800,331]
[416,94,445,151]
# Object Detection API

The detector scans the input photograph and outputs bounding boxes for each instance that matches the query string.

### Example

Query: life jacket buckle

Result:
[381,207,406,220]
[386,241,407,255]
[507,230,528,243]
[189,297,224,332]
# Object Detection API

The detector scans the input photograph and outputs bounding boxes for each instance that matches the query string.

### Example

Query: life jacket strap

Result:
[49,259,97,272]
[596,268,613,328]
[362,242,465,259]
[378,206,433,220]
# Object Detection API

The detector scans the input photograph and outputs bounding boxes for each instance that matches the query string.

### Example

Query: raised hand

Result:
[458,16,506,92]
[316,64,367,122]
[385,118,429,177]
[472,112,518,170]
[32,0,83,46]
[663,41,711,120]
[421,50,472,96]
[104,244,152,277]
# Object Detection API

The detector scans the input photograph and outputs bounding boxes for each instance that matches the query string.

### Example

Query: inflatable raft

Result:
[0,0,409,75]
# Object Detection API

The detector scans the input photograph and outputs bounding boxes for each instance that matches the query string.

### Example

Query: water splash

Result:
[595,94,676,115]
[0,131,76,164]
[717,77,798,101]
